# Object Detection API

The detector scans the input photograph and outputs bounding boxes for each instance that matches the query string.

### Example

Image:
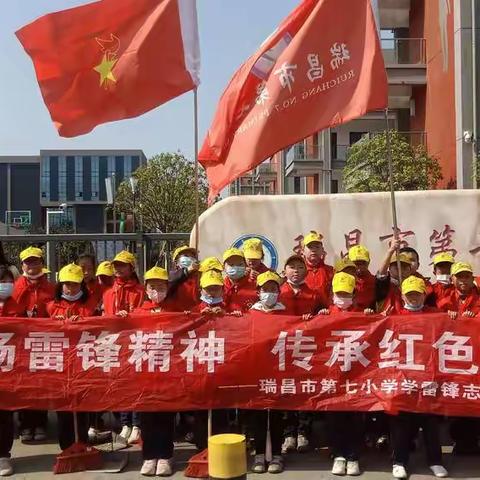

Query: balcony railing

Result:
[381,37,426,65]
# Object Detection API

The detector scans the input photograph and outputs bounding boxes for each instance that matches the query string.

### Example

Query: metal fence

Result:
[0,233,190,280]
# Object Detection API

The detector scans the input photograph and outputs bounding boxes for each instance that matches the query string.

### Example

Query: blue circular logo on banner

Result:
[232,234,279,270]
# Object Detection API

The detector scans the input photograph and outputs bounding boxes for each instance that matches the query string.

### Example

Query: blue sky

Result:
[0,0,299,159]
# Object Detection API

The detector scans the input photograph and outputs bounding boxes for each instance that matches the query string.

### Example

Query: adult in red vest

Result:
[223,248,257,314]
[437,261,480,318]
[132,266,177,476]
[103,250,144,317]
[389,276,447,480]
[12,246,55,443]
[302,231,333,302]
[103,250,144,444]
[429,252,455,308]
[375,241,413,313]
[348,245,376,310]
[47,264,93,452]
[0,268,20,476]
[167,246,200,310]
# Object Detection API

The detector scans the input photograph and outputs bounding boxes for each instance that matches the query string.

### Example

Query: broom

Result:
[184,410,212,478]
[54,412,103,474]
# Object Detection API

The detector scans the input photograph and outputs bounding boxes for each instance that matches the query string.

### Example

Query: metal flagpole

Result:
[193,88,200,253]
[384,108,403,284]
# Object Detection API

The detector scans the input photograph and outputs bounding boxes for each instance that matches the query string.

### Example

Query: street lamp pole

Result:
[129,177,138,233]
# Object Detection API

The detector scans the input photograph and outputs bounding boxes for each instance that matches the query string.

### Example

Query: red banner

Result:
[0,313,479,415]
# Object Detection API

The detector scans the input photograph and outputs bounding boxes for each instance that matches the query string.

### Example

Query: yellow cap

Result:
[284,254,306,267]
[144,266,168,282]
[58,263,84,283]
[96,261,114,277]
[113,250,136,266]
[42,267,51,274]
[200,270,224,289]
[257,271,282,287]
[199,257,223,273]
[334,257,356,273]
[173,245,197,261]
[451,261,473,276]
[433,252,455,266]
[303,231,323,247]
[390,252,413,265]
[242,238,264,260]
[401,275,426,295]
[223,248,245,263]
[20,246,43,262]
[348,245,370,263]
[332,272,356,294]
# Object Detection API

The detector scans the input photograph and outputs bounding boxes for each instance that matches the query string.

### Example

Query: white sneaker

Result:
[140,459,157,476]
[252,454,266,473]
[33,427,46,441]
[332,457,347,475]
[346,460,360,476]
[268,455,284,474]
[118,425,132,443]
[297,434,309,452]
[128,426,141,444]
[430,465,449,478]
[0,458,13,477]
[88,427,98,442]
[156,458,173,476]
[281,435,297,454]
[392,464,408,479]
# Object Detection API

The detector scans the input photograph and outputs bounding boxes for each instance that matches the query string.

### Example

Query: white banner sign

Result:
[193,190,480,277]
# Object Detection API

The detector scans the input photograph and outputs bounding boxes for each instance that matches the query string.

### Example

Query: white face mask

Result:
[436,274,451,285]
[147,289,167,304]
[23,271,44,280]
[260,292,278,308]
[178,256,194,269]
[333,294,353,310]
[61,290,83,302]
[0,283,14,300]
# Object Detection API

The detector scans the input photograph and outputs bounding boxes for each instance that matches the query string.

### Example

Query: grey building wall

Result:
[75,204,104,233]
[10,164,41,226]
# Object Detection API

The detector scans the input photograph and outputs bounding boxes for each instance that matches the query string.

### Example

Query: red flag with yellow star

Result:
[16,0,200,137]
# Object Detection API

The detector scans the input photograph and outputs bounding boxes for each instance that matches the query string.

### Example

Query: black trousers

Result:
[56,412,89,451]
[19,410,48,431]
[0,411,13,458]
[389,412,442,466]
[326,412,362,461]
[194,410,230,450]
[250,410,284,456]
[284,411,312,437]
[450,417,480,452]
[140,412,175,460]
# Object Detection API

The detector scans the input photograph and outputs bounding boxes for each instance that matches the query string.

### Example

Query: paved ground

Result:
[7,438,480,479]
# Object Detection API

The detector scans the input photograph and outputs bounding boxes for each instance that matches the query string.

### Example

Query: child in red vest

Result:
[242,238,270,286]
[429,252,455,308]
[195,270,226,315]
[348,245,376,310]
[0,268,22,317]
[167,246,200,310]
[12,246,55,443]
[132,266,177,476]
[389,276,447,480]
[223,248,257,313]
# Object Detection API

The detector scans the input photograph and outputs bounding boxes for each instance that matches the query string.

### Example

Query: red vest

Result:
[0,297,23,317]
[354,271,376,309]
[224,276,258,313]
[437,289,480,315]
[12,275,55,318]
[431,282,455,309]
[47,297,97,319]
[102,278,144,315]
[304,262,333,303]
[169,272,200,310]
[328,304,364,314]
[280,282,322,316]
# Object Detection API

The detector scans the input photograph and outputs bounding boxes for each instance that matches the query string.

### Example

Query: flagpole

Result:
[384,108,402,284]
[194,88,200,253]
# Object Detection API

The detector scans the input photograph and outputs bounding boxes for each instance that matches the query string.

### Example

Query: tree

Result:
[342,131,443,193]
[114,152,209,233]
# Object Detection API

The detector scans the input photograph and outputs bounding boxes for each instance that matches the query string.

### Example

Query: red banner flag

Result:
[0,312,479,416]
[16,0,200,137]
[199,0,387,202]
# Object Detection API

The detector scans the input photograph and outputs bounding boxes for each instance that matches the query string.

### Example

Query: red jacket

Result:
[133,298,184,314]
[327,304,364,314]
[85,279,104,307]
[430,282,455,308]
[194,301,227,313]
[280,282,323,316]
[224,276,257,313]
[354,271,376,310]
[304,262,333,302]
[394,305,439,315]
[103,278,144,315]
[12,275,55,318]
[437,289,480,315]
[0,297,24,317]
[47,297,97,319]
[169,272,200,310]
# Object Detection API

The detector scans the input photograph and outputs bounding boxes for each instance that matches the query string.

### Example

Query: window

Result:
[75,156,83,201]
[58,157,67,202]
[331,132,338,159]
[124,156,132,179]
[40,157,50,201]
[294,177,301,194]
[91,156,99,200]
[349,132,367,145]
[331,179,339,194]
